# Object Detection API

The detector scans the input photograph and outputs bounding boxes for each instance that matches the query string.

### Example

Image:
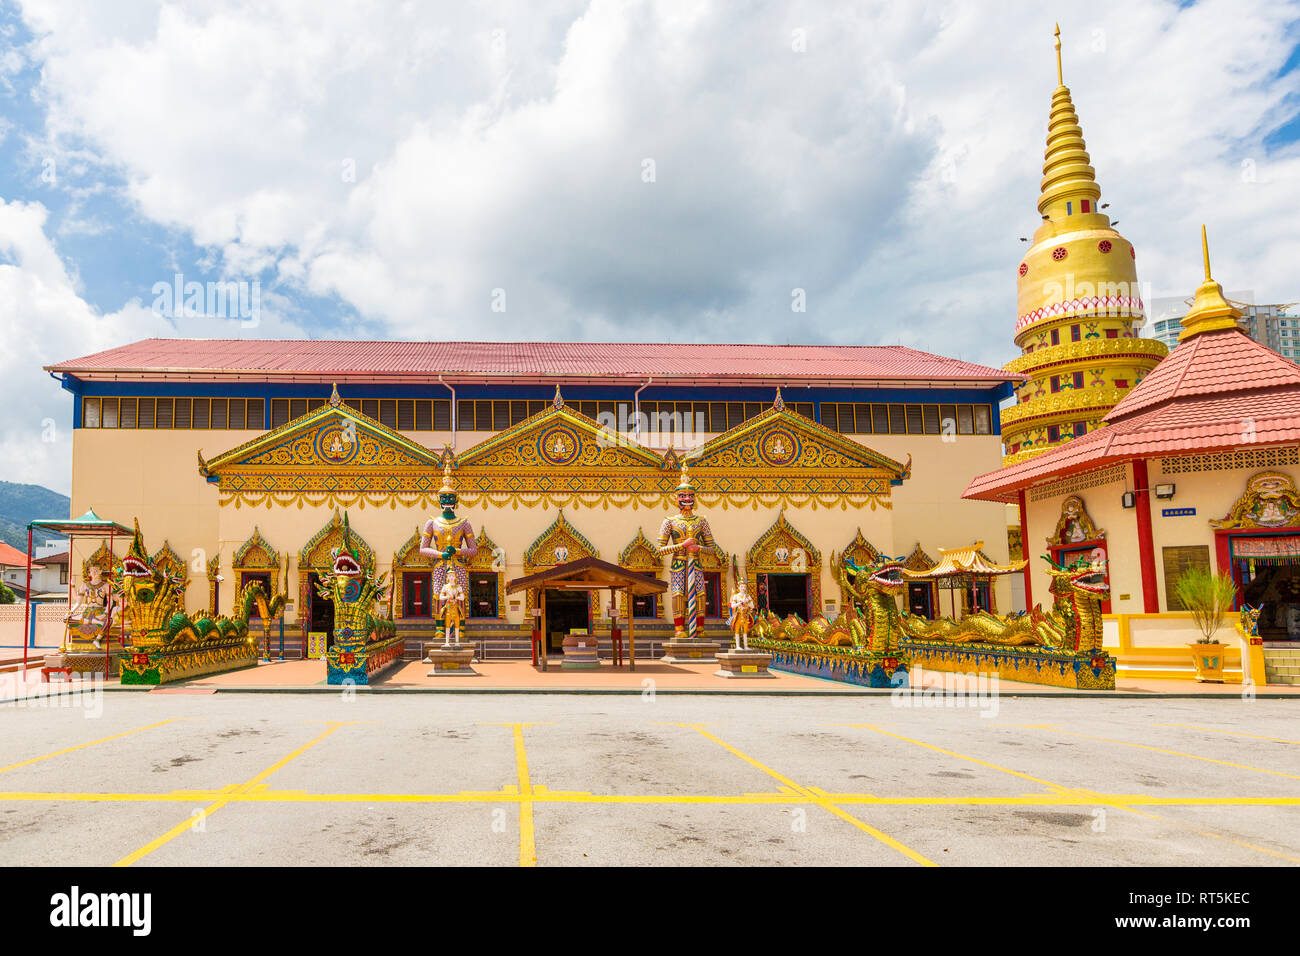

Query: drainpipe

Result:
[437,374,456,450]
[633,376,652,440]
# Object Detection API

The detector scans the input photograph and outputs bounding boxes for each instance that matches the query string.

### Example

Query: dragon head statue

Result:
[1046,555,1110,604]
[114,519,186,643]
[839,554,907,598]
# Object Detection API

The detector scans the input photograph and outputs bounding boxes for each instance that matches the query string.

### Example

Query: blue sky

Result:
[1,0,1299,494]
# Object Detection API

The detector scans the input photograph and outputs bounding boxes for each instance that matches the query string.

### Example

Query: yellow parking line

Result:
[838,724,1069,793]
[1155,724,1300,746]
[0,719,190,775]
[511,723,537,868]
[681,723,936,866]
[113,722,346,867]
[1022,726,1300,781]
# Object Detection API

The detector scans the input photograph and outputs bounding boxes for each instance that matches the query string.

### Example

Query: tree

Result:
[0,580,15,605]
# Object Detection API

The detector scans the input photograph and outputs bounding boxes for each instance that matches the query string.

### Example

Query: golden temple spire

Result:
[1037,25,1101,220]
[1179,225,1242,342]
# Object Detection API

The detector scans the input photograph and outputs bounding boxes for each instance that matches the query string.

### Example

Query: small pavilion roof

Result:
[903,542,1027,579]
[506,557,668,596]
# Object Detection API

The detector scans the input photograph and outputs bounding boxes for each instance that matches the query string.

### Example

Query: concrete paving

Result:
[1,691,1298,866]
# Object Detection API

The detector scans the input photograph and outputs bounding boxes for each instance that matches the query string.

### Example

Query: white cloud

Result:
[1,0,1298,480]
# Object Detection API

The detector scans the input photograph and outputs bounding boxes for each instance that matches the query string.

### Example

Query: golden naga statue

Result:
[753,554,1110,657]
[900,557,1110,654]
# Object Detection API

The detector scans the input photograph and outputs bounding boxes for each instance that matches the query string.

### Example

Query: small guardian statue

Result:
[728,579,756,651]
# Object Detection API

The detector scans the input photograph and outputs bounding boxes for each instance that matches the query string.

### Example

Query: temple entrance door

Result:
[308,572,335,648]
[544,590,589,654]
[907,583,933,619]
[767,573,810,621]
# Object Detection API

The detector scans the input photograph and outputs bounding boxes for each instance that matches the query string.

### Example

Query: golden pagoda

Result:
[1001,25,1168,465]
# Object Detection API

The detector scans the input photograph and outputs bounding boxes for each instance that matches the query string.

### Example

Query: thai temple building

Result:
[968,228,1300,685]
[45,341,1020,661]
[1001,26,1167,466]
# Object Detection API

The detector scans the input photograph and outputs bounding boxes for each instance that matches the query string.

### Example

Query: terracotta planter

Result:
[1189,642,1227,683]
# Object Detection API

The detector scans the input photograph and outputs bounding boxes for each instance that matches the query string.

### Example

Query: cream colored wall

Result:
[1024,464,1139,612]
[1025,455,1300,613]
[70,425,1015,620]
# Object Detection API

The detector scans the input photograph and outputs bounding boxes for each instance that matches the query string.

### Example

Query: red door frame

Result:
[1049,538,1112,613]
[1213,526,1300,610]
[402,571,431,619]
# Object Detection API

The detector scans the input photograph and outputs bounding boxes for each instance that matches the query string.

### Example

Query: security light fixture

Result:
[1154,483,1176,500]
[1121,491,1136,508]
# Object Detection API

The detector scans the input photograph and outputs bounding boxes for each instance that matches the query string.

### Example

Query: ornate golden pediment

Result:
[835,528,881,569]
[456,397,664,470]
[151,540,189,588]
[199,390,442,476]
[618,528,663,573]
[1211,470,1300,530]
[523,511,599,572]
[1048,494,1105,545]
[300,509,375,570]
[233,526,280,570]
[690,394,910,479]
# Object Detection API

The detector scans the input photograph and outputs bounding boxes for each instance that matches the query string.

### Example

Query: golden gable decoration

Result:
[299,509,375,571]
[834,528,881,569]
[618,528,662,573]
[522,511,599,614]
[200,387,907,512]
[1047,494,1105,545]
[1210,470,1300,530]
[151,541,189,590]
[747,511,823,617]
[233,527,280,570]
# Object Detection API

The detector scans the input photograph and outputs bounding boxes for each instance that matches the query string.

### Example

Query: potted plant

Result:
[1173,566,1238,682]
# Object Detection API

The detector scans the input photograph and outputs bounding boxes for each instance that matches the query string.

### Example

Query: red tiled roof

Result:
[37,550,70,565]
[965,328,1300,502]
[1106,329,1300,419]
[0,542,42,569]
[45,338,1021,386]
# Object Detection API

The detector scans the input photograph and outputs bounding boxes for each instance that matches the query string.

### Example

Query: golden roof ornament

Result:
[328,383,342,408]
[1178,225,1243,342]
[676,460,695,492]
[773,387,785,411]
[439,456,456,494]
[553,385,564,409]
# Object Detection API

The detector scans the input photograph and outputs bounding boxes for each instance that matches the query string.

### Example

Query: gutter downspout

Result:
[438,374,456,451]
[633,376,652,440]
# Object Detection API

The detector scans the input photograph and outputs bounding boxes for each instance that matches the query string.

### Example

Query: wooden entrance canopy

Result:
[506,557,667,672]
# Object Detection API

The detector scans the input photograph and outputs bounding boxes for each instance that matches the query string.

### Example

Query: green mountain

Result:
[0,481,72,550]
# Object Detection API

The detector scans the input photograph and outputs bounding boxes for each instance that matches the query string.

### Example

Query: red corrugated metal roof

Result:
[45,338,1021,385]
[965,327,1300,502]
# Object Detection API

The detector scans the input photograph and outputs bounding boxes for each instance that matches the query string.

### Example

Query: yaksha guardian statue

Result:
[657,462,716,640]
[419,458,478,641]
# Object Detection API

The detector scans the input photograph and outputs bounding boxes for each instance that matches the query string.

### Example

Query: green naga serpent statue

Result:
[899,556,1110,654]
[320,512,399,685]
[116,519,287,684]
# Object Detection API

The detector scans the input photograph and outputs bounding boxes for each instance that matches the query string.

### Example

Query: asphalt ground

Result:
[1,690,1298,866]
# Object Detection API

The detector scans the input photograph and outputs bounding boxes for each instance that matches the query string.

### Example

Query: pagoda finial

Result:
[328,383,342,407]
[773,386,785,411]
[1179,225,1242,343]
[1035,25,1099,220]
[553,384,564,409]
[1054,23,1063,86]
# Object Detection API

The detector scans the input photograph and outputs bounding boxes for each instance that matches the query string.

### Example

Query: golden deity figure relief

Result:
[1212,471,1300,529]
[657,462,716,640]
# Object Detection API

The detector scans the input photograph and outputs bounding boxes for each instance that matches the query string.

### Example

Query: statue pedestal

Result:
[715,649,773,678]
[427,645,477,676]
[660,638,721,664]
